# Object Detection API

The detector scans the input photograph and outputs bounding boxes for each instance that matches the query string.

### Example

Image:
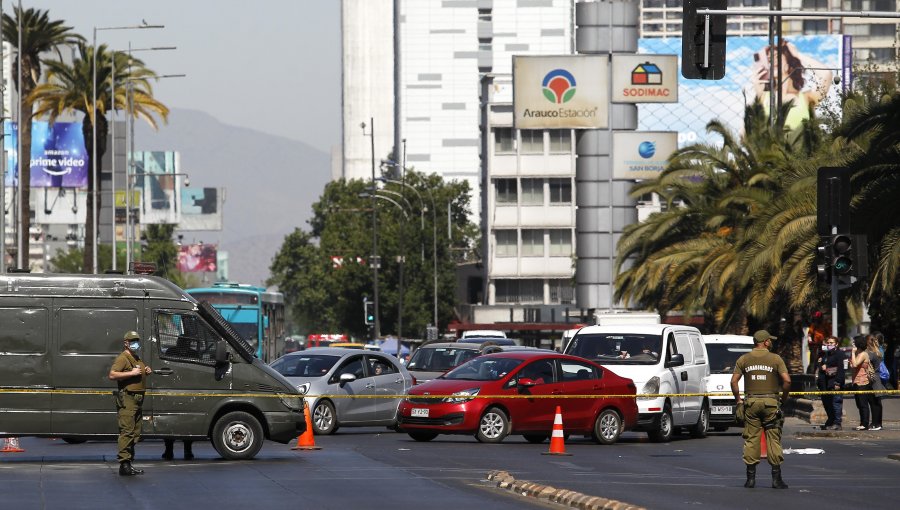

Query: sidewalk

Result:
[786,395,900,440]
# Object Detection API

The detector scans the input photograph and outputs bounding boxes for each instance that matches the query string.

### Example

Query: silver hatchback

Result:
[270,348,413,434]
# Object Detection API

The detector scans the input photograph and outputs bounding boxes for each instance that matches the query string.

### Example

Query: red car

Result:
[397,351,637,444]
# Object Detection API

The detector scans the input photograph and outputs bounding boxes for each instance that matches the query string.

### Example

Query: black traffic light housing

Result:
[364,299,375,325]
[682,0,727,80]
[830,234,853,276]
[816,237,832,284]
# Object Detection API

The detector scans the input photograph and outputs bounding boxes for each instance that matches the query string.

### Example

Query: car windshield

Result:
[567,333,662,365]
[442,357,523,381]
[407,347,480,372]
[706,344,753,374]
[270,354,340,377]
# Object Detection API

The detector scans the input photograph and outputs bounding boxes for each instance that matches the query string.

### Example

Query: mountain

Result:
[135,108,331,286]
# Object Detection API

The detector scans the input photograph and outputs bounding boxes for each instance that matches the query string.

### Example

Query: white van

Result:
[565,324,710,442]
[701,334,754,431]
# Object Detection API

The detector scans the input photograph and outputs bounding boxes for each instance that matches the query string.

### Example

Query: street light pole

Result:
[0,0,6,273]
[361,118,380,339]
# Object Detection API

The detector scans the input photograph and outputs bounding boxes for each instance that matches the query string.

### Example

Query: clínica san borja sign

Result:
[513,55,609,129]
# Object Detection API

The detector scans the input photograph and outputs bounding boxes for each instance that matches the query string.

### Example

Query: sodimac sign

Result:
[611,54,678,104]
[513,55,609,129]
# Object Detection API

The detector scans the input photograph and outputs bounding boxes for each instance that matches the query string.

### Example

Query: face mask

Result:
[823,345,834,352]
[128,341,140,352]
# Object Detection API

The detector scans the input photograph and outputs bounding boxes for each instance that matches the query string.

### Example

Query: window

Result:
[548,279,575,305]
[495,279,543,304]
[803,19,828,34]
[548,129,571,153]
[156,311,219,365]
[518,359,556,385]
[548,178,571,204]
[559,360,599,382]
[549,230,572,257]
[368,356,397,376]
[494,127,514,153]
[333,356,366,382]
[801,0,827,8]
[520,130,544,154]
[495,230,517,257]
[495,178,517,204]
[521,229,544,257]
[520,178,543,205]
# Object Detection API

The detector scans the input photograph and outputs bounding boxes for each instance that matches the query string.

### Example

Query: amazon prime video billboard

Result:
[4,121,88,187]
[638,35,845,147]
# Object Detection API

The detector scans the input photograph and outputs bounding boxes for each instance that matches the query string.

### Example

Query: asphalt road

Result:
[2,420,899,510]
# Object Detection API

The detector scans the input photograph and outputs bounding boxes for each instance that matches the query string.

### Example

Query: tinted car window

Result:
[567,333,662,364]
[444,357,523,381]
[368,356,398,376]
[559,359,599,381]
[706,344,752,374]
[518,359,556,385]
[270,354,340,377]
[407,347,479,371]
[335,356,366,380]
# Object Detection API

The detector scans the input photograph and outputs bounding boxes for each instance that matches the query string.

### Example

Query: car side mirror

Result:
[666,353,685,368]
[517,377,536,387]
[214,340,230,365]
[339,373,357,385]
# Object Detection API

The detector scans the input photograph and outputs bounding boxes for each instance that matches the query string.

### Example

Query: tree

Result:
[49,244,124,274]
[1,6,82,269]
[269,171,478,338]
[31,42,168,273]
[141,224,186,288]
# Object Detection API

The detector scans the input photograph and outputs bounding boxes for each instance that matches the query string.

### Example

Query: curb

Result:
[486,470,645,510]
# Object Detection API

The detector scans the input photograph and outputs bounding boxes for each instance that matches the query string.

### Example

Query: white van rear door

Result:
[673,332,700,424]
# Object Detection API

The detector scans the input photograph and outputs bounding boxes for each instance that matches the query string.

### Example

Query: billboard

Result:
[34,188,88,224]
[179,187,223,231]
[612,132,679,180]
[513,55,609,129]
[4,121,89,188]
[611,54,679,103]
[132,151,183,225]
[638,35,845,146]
[177,243,217,273]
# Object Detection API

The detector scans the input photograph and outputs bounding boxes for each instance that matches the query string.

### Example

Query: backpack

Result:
[878,360,890,384]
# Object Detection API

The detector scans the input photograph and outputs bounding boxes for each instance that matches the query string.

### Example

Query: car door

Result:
[687,332,708,420]
[511,358,560,432]
[672,331,696,425]
[555,359,603,431]
[367,354,408,422]
[146,309,232,436]
[328,355,374,424]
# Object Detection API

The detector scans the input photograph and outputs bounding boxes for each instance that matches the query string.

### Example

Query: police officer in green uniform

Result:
[108,331,153,476]
[731,330,791,489]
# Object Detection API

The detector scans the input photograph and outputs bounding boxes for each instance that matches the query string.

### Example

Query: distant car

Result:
[406,342,483,384]
[397,351,638,444]
[270,348,414,434]
[457,337,518,346]
[460,329,507,339]
[702,334,754,431]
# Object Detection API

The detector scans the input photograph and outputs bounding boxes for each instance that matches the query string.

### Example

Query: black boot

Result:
[184,441,194,460]
[772,466,788,489]
[744,464,756,488]
[119,461,140,476]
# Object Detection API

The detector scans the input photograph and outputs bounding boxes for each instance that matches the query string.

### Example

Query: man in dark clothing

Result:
[816,336,845,430]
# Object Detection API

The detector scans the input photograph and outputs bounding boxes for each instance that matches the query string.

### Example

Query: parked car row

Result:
[268,322,740,446]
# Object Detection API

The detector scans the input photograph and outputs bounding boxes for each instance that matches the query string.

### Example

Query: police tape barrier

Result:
[0,388,897,399]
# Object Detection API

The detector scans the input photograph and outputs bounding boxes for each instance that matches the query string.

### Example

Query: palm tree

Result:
[31,42,168,273]
[1,6,81,269]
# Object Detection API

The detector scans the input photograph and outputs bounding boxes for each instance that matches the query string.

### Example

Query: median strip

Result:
[486,470,645,510]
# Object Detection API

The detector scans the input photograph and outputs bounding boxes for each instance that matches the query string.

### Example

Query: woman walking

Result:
[849,335,883,431]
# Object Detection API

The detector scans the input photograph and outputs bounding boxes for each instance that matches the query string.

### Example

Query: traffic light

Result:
[829,234,853,276]
[682,0,727,80]
[364,299,375,325]
[815,237,831,284]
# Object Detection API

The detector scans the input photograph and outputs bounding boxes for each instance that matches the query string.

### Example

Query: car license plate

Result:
[711,405,733,414]
[411,408,429,418]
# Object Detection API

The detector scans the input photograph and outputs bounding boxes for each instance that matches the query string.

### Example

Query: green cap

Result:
[753,330,776,344]
[123,331,141,341]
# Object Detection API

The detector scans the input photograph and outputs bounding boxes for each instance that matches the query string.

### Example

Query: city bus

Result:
[186,282,285,362]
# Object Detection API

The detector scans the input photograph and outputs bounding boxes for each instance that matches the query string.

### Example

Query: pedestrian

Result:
[806,311,829,374]
[849,335,883,431]
[731,330,791,489]
[162,439,194,460]
[816,336,845,430]
[108,331,153,476]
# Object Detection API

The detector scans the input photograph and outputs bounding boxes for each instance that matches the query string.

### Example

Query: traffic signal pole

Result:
[830,226,839,338]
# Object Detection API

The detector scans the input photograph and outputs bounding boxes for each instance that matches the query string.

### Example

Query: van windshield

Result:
[706,344,753,374]
[567,333,662,365]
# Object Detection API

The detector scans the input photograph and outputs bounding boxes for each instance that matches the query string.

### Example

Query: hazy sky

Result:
[26,0,342,153]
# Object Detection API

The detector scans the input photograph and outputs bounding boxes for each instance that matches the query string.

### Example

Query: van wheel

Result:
[593,408,623,445]
[312,400,339,435]
[212,411,264,460]
[475,407,509,443]
[523,434,549,444]
[690,403,709,438]
[648,404,674,443]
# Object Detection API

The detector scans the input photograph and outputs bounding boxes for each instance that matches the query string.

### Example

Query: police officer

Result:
[108,331,153,476]
[731,330,791,489]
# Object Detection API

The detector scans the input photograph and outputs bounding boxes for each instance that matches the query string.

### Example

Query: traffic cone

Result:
[541,406,571,456]
[760,430,767,459]
[291,401,321,450]
[1,437,24,453]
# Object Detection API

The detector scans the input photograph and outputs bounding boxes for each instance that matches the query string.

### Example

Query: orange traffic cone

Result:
[291,401,321,450]
[760,430,767,459]
[542,406,571,456]
[1,437,24,453]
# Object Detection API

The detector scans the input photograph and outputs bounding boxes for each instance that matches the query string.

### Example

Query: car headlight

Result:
[443,388,480,404]
[638,376,660,400]
[296,383,310,395]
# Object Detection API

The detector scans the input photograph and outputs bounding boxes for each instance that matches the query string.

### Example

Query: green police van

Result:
[0,272,305,460]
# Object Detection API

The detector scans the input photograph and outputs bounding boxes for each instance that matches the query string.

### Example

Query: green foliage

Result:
[49,244,125,274]
[141,224,187,288]
[269,170,478,338]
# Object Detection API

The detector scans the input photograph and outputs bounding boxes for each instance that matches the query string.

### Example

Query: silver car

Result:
[269,348,413,434]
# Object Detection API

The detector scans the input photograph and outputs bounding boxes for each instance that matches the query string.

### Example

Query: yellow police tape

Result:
[0,387,897,399]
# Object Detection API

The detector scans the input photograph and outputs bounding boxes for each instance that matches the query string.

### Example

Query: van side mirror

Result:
[666,353,685,368]
[214,341,230,365]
